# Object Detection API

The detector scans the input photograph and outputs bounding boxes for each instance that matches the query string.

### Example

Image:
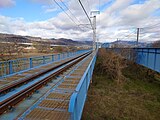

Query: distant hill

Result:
[112,40,148,47]
[50,38,92,46]
[102,40,152,48]
[0,33,92,46]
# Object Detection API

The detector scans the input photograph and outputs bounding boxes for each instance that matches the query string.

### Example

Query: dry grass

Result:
[82,50,160,120]
[97,48,126,84]
[0,52,53,61]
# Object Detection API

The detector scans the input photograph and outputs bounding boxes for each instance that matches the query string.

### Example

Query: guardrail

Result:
[68,51,97,120]
[135,48,160,73]
[0,49,91,78]
[106,48,160,73]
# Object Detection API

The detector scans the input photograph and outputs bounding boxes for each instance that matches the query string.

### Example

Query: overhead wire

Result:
[139,26,160,43]
[86,0,91,12]
[124,30,136,38]
[78,0,94,30]
[140,25,160,34]
[141,22,160,29]
[51,0,83,31]
[58,0,81,24]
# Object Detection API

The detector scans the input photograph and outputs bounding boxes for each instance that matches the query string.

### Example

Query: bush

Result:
[96,48,126,84]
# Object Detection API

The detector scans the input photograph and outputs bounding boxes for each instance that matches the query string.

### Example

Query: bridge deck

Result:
[20,54,93,120]
[0,55,81,91]
[0,50,95,120]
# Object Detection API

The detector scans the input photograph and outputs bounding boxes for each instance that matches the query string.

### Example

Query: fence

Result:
[0,49,90,78]
[135,48,160,73]
[107,48,160,73]
[68,51,97,120]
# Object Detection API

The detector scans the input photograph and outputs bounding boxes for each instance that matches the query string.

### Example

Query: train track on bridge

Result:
[0,51,92,117]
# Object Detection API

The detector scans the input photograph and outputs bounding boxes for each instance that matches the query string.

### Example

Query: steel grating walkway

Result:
[18,53,93,120]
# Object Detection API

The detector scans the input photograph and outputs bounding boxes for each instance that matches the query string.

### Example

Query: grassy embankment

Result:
[82,50,160,120]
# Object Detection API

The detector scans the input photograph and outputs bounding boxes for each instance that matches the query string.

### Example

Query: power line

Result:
[141,27,160,33]
[78,24,92,29]
[86,0,91,12]
[58,0,81,24]
[140,27,160,34]
[52,0,83,30]
[141,22,160,29]
[78,0,94,30]
[124,29,136,38]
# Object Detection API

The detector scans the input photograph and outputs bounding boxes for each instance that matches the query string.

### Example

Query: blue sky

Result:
[0,0,61,21]
[1,0,155,21]
[0,0,160,42]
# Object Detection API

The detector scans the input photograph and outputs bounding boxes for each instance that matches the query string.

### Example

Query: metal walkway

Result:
[0,50,97,120]
[18,53,93,120]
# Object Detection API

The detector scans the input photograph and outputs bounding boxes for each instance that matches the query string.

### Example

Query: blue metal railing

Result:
[135,48,160,73]
[68,51,97,120]
[107,48,160,73]
[0,49,91,78]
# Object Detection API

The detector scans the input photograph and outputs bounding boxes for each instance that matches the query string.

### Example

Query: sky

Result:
[0,0,160,43]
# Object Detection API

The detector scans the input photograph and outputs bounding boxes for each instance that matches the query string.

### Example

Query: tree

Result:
[0,40,24,61]
[97,48,126,84]
[152,40,160,48]
[33,41,51,53]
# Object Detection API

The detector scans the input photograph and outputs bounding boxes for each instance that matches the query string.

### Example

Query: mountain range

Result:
[111,40,149,47]
[0,33,92,46]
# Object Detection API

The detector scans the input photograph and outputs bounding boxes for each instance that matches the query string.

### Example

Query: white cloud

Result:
[0,0,160,43]
[45,7,57,13]
[120,0,160,26]
[30,0,52,4]
[97,0,160,42]
[0,0,15,8]
[0,15,89,40]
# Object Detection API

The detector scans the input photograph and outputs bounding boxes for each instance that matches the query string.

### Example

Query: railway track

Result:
[0,51,90,94]
[19,52,93,120]
[0,51,92,115]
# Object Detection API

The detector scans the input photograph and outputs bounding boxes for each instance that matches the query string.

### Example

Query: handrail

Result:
[108,48,160,73]
[68,50,97,120]
[0,49,92,78]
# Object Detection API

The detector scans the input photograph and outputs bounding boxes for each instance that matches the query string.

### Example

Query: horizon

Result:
[0,32,157,44]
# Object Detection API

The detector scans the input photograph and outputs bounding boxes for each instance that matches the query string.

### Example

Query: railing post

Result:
[154,49,157,70]
[30,58,33,68]
[43,56,45,64]
[63,53,65,59]
[52,55,54,62]
[147,48,149,67]
[67,52,69,58]
[58,54,60,61]
[9,61,13,74]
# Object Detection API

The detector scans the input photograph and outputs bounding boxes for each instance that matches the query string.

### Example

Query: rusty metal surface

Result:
[47,92,71,100]
[58,84,77,90]
[24,60,91,120]
[39,99,69,110]
[25,108,70,120]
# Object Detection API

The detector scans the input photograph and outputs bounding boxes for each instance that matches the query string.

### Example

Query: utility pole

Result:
[91,11,100,50]
[136,28,140,47]
[93,16,96,50]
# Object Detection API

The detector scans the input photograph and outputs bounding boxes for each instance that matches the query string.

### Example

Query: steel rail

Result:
[0,51,92,115]
[0,51,90,94]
